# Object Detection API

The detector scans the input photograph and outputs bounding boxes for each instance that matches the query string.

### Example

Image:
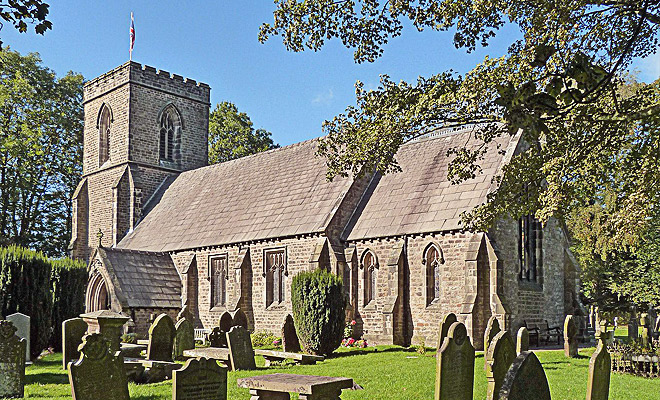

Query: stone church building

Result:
[70,62,581,349]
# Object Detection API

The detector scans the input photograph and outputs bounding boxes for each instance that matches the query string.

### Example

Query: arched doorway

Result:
[86,269,111,312]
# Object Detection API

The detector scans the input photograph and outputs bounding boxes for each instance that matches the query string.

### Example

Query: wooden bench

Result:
[237,373,353,400]
[194,328,211,345]
[254,349,324,367]
[529,320,562,345]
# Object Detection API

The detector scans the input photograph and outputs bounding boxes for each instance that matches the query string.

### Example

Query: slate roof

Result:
[118,138,354,252]
[97,247,181,308]
[344,128,520,241]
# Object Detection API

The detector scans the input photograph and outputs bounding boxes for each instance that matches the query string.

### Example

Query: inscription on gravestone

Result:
[498,351,551,400]
[226,326,256,370]
[68,333,129,400]
[486,330,516,400]
[147,314,176,362]
[282,314,300,353]
[435,322,475,400]
[0,320,26,398]
[173,357,228,400]
[62,318,88,369]
[174,318,195,361]
[6,313,30,364]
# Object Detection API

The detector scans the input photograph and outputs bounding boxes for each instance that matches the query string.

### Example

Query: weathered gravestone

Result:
[516,327,529,356]
[230,309,248,330]
[0,320,26,398]
[586,329,611,400]
[226,326,256,370]
[208,327,227,348]
[628,308,638,341]
[68,333,129,400]
[6,313,30,364]
[498,351,551,400]
[437,313,457,351]
[564,315,578,358]
[640,313,650,347]
[282,314,301,353]
[218,311,233,333]
[486,330,516,400]
[484,316,501,369]
[172,357,228,400]
[434,322,475,400]
[62,318,88,369]
[147,314,176,362]
[174,318,195,360]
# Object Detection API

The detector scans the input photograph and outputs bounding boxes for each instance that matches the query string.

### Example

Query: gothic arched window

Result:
[424,244,443,305]
[159,104,182,162]
[362,250,378,306]
[519,215,542,282]
[210,255,227,309]
[98,105,111,166]
[265,248,286,307]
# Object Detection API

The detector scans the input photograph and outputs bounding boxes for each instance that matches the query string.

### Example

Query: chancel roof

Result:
[344,128,520,241]
[118,138,355,252]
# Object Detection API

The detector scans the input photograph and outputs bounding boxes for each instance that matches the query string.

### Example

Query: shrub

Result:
[291,269,346,356]
[251,331,280,348]
[0,245,87,358]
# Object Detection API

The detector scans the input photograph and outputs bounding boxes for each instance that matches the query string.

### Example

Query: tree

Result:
[208,101,278,164]
[0,1,51,46]
[261,1,660,253]
[0,47,83,256]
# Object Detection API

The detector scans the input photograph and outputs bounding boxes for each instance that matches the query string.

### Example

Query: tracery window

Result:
[98,105,111,166]
[362,250,377,306]
[519,215,542,282]
[265,249,286,307]
[425,244,442,305]
[159,105,181,162]
[210,255,227,309]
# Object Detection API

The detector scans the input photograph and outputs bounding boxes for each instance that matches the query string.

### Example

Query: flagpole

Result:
[129,12,134,61]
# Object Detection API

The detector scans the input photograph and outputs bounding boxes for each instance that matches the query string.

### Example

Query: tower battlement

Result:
[83,61,210,105]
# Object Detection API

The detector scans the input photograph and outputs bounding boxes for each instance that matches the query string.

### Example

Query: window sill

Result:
[425,299,441,309]
[518,280,543,292]
[362,302,378,311]
[265,302,286,311]
[210,305,227,313]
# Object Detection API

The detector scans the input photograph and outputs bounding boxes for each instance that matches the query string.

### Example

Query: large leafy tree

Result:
[0,47,83,256]
[0,1,51,46]
[208,101,279,164]
[261,0,660,253]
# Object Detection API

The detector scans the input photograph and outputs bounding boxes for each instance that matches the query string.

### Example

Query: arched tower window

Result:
[159,104,182,163]
[98,105,111,166]
[362,250,378,306]
[424,243,443,305]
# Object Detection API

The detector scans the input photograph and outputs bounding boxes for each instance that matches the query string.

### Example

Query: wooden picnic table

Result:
[237,373,353,400]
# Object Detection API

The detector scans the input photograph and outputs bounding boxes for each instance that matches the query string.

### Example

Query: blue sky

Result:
[2,1,658,146]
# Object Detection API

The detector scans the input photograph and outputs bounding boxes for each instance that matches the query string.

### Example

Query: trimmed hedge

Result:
[291,269,346,356]
[0,246,86,358]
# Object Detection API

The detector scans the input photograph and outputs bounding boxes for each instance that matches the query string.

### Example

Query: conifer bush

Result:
[291,269,346,356]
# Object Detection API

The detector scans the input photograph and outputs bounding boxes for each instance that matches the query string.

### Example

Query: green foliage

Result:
[0,47,84,256]
[262,1,660,255]
[0,1,51,47]
[251,331,281,348]
[291,269,346,356]
[208,101,278,164]
[0,245,86,358]
[121,333,137,344]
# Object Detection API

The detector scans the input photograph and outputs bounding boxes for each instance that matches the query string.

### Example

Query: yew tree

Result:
[261,0,660,253]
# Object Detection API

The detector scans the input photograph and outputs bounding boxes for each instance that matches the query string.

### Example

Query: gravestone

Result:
[655,315,660,336]
[434,322,474,400]
[586,330,611,400]
[282,314,300,353]
[484,316,501,369]
[225,326,256,370]
[218,311,233,333]
[208,327,227,348]
[80,310,129,353]
[172,357,228,400]
[498,351,551,400]
[628,308,638,341]
[230,309,248,330]
[564,315,578,358]
[147,314,176,362]
[174,318,195,360]
[485,330,516,400]
[62,318,88,369]
[640,313,650,347]
[0,320,26,398]
[6,313,30,364]
[437,313,457,351]
[516,327,529,356]
[68,333,129,400]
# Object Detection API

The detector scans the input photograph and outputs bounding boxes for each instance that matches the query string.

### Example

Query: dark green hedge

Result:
[291,269,346,356]
[0,246,86,358]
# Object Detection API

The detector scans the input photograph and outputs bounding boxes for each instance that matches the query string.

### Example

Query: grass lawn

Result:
[26,346,660,399]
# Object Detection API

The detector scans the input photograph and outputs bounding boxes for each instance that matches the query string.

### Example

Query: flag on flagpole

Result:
[129,12,135,60]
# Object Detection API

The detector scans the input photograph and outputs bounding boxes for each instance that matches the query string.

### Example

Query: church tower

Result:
[70,62,210,260]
